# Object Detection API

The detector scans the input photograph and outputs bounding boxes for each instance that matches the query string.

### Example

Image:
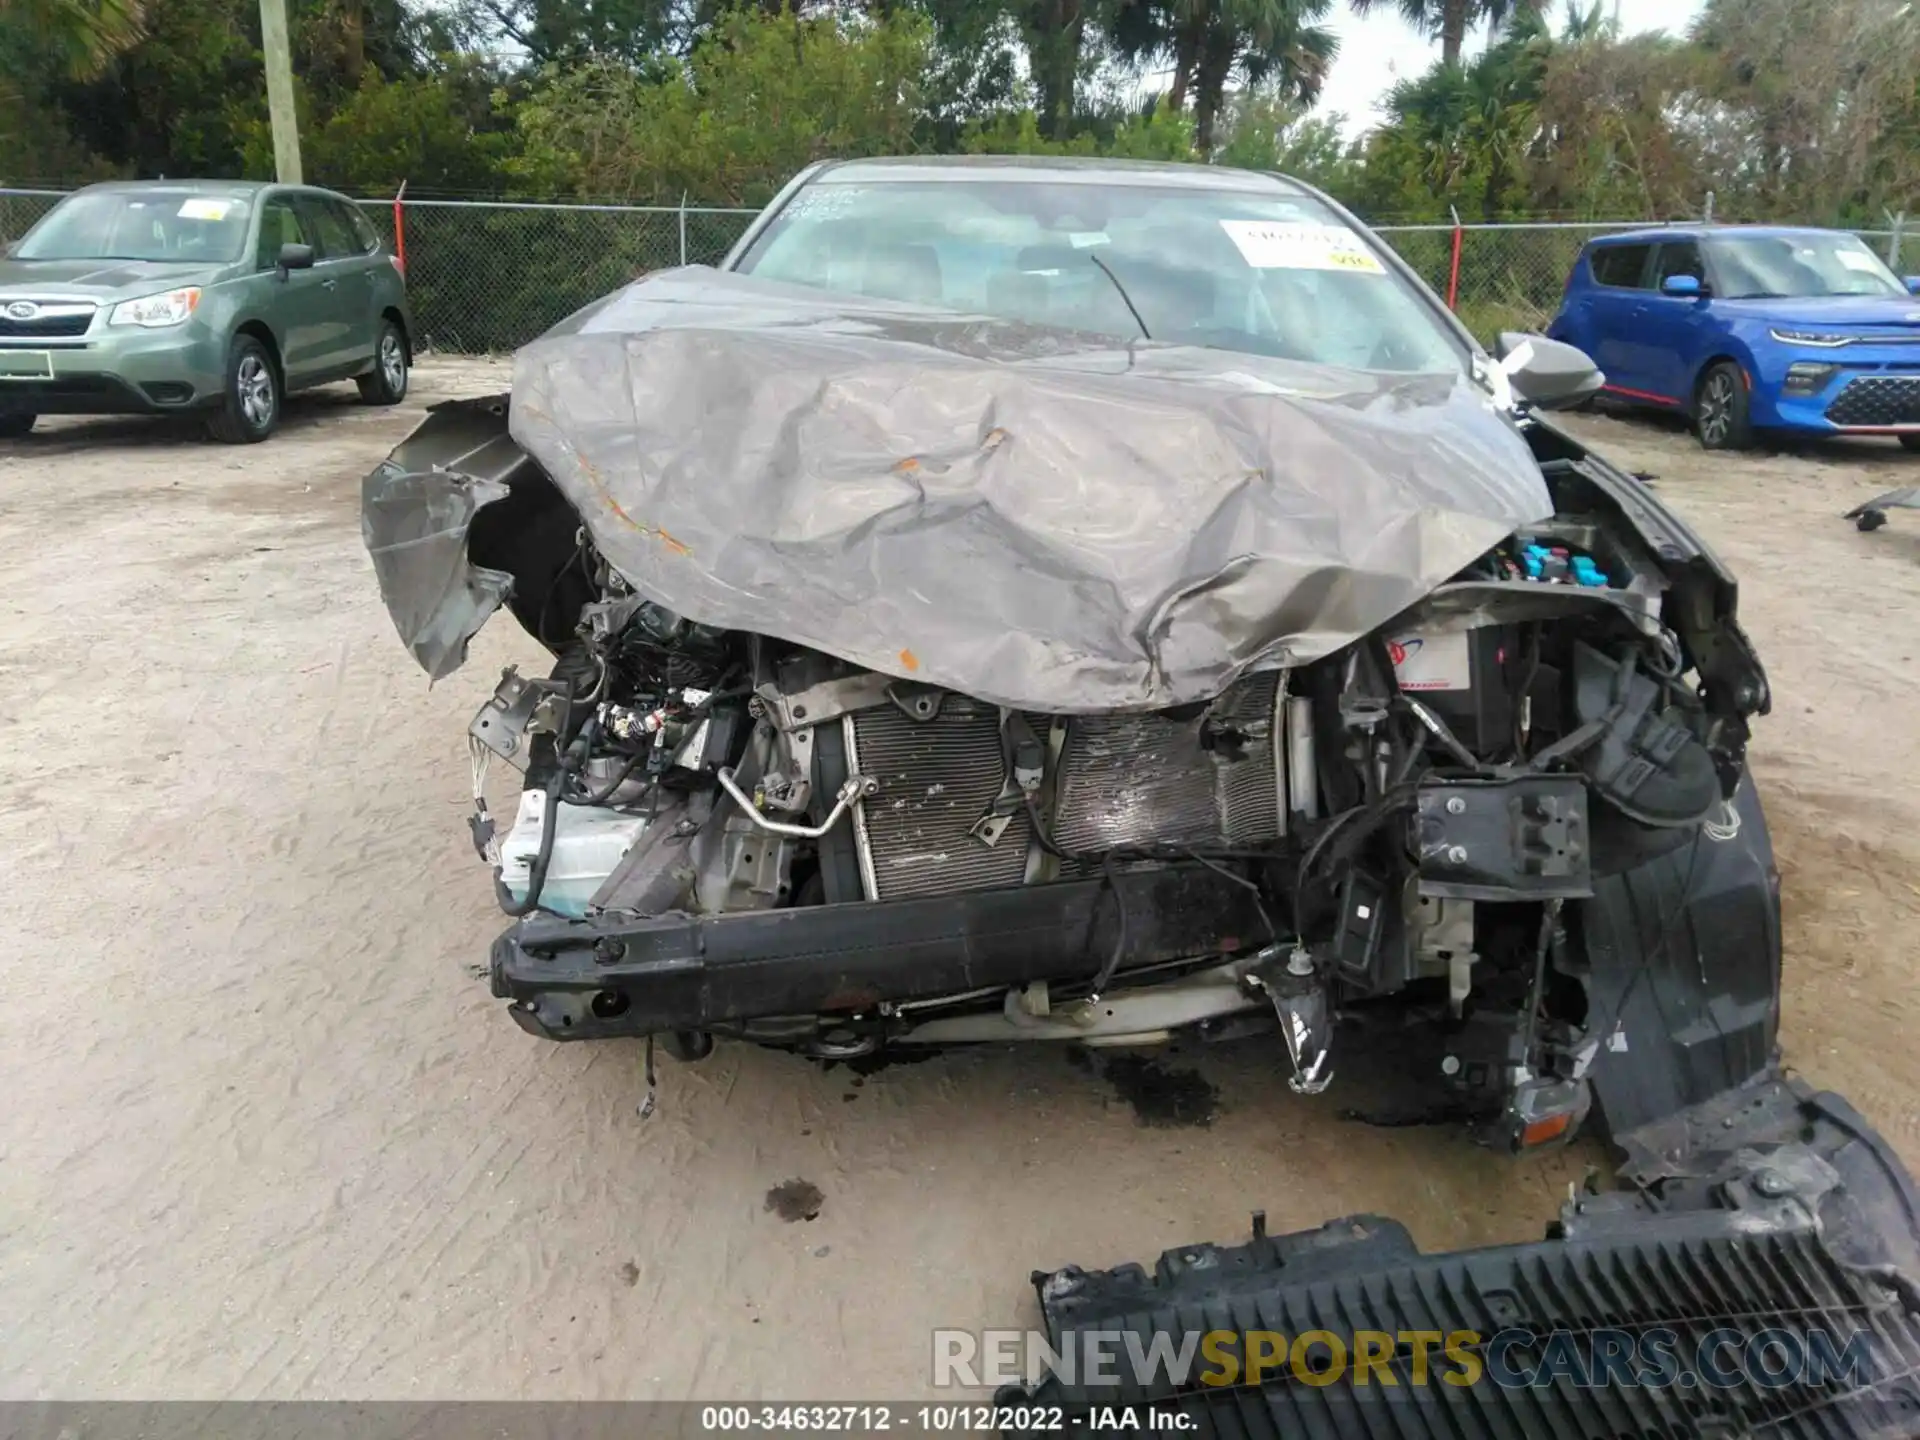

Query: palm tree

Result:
[1348,0,1543,67]
[0,0,144,78]
[1113,0,1338,152]
[1376,10,1549,212]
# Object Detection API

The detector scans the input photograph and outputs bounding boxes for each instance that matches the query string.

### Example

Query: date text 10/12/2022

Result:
[697,1407,1185,1432]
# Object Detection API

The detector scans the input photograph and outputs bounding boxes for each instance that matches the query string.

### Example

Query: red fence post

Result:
[392,179,407,277]
[1446,206,1463,312]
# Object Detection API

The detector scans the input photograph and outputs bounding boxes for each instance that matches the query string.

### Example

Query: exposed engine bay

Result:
[358,184,1920,1429]
[366,366,1775,1155]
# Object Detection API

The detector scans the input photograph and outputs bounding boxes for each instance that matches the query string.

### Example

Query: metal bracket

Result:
[468,666,543,768]
[753,673,894,732]
[1248,946,1335,1095]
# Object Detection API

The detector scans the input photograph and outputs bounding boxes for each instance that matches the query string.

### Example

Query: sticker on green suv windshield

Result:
[177,198,237,221]
[1219,220,1384,275]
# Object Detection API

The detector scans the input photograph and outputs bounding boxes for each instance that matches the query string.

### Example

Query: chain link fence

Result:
[0,188,64,248]
[356,198,759,353]
[1,186,1910,354]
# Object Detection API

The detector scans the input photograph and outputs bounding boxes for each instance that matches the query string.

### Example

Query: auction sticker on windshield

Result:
[177,198,236,221]
[1220,220,1385,274]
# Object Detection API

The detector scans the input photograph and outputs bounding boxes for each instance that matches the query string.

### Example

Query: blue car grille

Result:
[1826,375,1920,426]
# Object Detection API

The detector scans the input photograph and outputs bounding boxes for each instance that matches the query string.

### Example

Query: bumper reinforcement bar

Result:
[490,862,1274,1040]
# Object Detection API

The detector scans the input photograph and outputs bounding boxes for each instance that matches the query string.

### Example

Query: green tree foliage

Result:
[1348,0,1543,67]
[512,8,931,205]
[1110,0,1337,152]
[3,0,1919,247]
[238,67,514,193]
[1212,89,1358,190]
[0,0,142,79]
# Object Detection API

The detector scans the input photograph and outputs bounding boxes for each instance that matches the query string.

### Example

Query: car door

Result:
[1582,242,1657,397]
[253,194,331,384]
[1639,240,1715,404]
[292,193,369,377]
[334,197,394,342]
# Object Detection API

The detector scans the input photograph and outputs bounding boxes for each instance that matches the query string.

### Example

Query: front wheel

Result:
[0,413,34,439]
[356,320,408,405]
[1694,362,1753,451]
[1897,435,1920,453]
[207,335,279,444]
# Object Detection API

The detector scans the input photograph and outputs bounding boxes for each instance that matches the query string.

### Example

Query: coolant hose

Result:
[494,762,564,918]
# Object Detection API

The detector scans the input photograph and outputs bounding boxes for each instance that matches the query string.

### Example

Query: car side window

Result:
[1654,241,1704,286]
[255,198,309,270]
[1589,244,1653,288]
[338,201,380,254]
[297,196,359,261]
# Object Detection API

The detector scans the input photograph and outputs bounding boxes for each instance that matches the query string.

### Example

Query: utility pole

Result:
[258,0,302,183]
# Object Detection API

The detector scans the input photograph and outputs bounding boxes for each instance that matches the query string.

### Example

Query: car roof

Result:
[73,179,356,202]
[809,155,1310,195]
[1589,225,1857,246]
[76,179,272,198]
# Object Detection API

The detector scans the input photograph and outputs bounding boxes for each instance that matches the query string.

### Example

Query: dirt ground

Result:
[2,362,1918,1402]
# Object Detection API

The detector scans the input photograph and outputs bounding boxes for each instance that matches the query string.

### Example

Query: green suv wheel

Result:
[208,335,279,444]
[0,413,34,439]
[356,319,408,405]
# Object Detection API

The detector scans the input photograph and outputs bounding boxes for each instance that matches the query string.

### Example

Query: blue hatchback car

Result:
[1548,226,1920,450]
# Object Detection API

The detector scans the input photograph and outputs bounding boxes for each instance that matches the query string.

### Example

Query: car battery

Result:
[1387,624,1516,754]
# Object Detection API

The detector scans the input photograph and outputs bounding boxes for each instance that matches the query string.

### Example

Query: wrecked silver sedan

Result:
[365,158,1781,1157]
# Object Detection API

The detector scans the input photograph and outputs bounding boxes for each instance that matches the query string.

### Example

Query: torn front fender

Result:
[361,396,520,680]
[361,395,593,679]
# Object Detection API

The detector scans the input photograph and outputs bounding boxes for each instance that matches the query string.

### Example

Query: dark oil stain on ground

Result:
[818,1048,945,1077]
[1100,1055,1219,1129]
[765,1178,825,1222]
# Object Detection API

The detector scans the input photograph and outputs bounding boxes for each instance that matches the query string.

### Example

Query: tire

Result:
[0,413,34,439]
[1898,435,1920,453]
[1694,361,1753,451]
[207,335,280,444]
[356,319,408,405]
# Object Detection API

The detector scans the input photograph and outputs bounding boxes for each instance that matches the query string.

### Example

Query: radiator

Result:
[1053,671,1285,855]
[846,697,1033,901]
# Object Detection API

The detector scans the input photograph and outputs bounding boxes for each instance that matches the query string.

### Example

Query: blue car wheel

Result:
[1696,362,1753,451]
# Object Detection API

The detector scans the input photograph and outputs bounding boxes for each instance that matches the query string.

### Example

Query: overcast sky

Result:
[1314,0,1709,137]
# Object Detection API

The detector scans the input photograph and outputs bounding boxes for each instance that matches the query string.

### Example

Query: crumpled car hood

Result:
[493,266,1550,712]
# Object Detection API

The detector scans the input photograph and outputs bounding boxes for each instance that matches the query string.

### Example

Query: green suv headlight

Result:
[110,288,202,328]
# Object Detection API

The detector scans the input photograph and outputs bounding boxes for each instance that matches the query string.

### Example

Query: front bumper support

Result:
[490,862,1273,1040]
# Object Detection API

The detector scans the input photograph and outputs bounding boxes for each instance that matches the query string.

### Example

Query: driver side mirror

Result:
[277,242,315,274]
[1661,273,1705,298]
[1905,276,1920,295]
[1493,332,1604,411]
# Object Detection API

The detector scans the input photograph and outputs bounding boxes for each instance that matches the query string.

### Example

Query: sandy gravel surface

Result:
[1,366,1915,1400]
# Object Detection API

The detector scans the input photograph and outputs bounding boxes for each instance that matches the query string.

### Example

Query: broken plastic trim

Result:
[1007,1072,1920,1436]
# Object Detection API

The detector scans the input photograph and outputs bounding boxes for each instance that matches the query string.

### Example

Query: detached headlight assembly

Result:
[1769,327,1851,348]
[110,288,202,328]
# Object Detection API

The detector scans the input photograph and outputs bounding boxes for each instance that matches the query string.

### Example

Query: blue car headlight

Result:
[1769,328,1852,348]
[1782,361,1841,395]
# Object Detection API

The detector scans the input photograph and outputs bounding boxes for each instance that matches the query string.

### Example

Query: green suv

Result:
[0,179,413,443]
